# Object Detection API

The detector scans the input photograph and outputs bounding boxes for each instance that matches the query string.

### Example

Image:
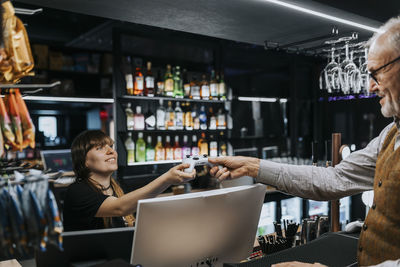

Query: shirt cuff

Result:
[256,159,281,187]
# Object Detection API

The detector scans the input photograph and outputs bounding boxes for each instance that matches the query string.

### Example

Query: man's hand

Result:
[271,261,327,267]
[208,156,260,181]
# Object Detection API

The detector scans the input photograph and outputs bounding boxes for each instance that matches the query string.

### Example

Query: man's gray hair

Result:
[367,16,400,54]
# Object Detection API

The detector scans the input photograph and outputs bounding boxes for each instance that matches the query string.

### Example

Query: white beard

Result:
[381,96,400,118]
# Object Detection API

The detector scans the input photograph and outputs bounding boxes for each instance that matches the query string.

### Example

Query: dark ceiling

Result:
[14,0,399,52]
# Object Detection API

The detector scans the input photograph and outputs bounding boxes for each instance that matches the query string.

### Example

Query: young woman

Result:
[63,130,196,231]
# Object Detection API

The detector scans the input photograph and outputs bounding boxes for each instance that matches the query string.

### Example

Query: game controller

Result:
[345,220,363,233]
[182,155,221,173]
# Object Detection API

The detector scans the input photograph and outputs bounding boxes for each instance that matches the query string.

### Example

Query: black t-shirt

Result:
[63,181,126,231]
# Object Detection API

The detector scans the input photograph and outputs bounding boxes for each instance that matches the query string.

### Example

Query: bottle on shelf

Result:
[191,135,200,156]
[145,135,155,161]
[134,63,144,96]
[182,135,191,158]
[190,76,201,100]
[165,135,174,160]
[174,102,184,130]
[210,69,218,99]
[145,61,155,97]
[125,132,135,164]
[133,105,145,130]
[218,72,227,100]
[218,131,227,156]
[145,108,156,130]
[125,102,134,131]
[199,105,208,130]
[184,102,193,130]
[183,69,191,98]
[198,132,208,156]
[164,64,174,97]
[217,108,226,129]
[208,107,217,130]
[156,69,164,96]
[192,104,200,130]
[173,66,184,98]
[200,74,210,100]
[155,136,165,161]
[173,135,182,160]
[124,56,134,95]
[156,99,166,130]
[136,132,146,162]
[209,134,218,157]
[166,101,175,130]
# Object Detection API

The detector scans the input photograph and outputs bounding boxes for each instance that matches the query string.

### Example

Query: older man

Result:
[210,16,400,267]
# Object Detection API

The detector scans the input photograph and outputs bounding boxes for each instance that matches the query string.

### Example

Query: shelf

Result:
[119,129,226,134]
[119,95,227,103]
[126,159,181,166]
[36,69,113,77]
[23,96,114,103]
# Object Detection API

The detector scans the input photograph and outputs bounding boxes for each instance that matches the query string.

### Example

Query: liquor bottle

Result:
[182,135,191,158]
[199,105,207,130]
[134,64,144,96]
[133,106,145,130]
[145,61,155,97]
[190,76,201,99]
[125,102,134,131]
[156,69,164,96]
[184,102,193,130]
[217,108,226,129]
[145,135,155,161]
[183,69,191,98]
[198,132,208,156]
[192,104,200,130]
[155,136,165,161]
[164,64,174,97]
[124,56,134,95]
[156,99,166,130]
[218,131,227,156]
[191,135,200,156]
[125,132,135,165]
[166,101,175,130]
[173,135,182,160]
[145,109,156,130]
[209,134,218,157]
[200,74,210,100]
[210,69,218,99]
[173,66,184,98]
[174,102,184,130]
[165,135,174,160]
[208,107,217,130]
[136,132,146,162]
[218,72,227,100]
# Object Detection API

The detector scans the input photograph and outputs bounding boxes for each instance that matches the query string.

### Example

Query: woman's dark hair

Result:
[71,130,113,182]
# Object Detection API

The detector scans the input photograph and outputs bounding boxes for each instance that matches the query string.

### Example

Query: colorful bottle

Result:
[173,66,184,98]
[175,102,184,130]
[133,105,145,130]
[134,64,144,96]
[136,132,146,162]
[209,134,218,157]
[165,135,174,160]
[125,102,134,131]
[145,109,156,130]
[218,72,227,100]
[217,108,226,129]
[200,74,210,100]
[173,135,182,160]
[156,99,166,130]
[155,136,165,161]
[184,102,193,130]
[199,105,207,130]
[191,135,200,156]
[210,69,218,99]
[164,64,174,97]
[125,132,135,165]
[166,101,175,130]
[183,69,191,98]
[182,135,191,158]
[190,76,201,99]
[208,107,217,130]
[124,56,134,95]
[218,131,227,156]
[145,135,155,161]
[156,69,164,96]
[198,132,208,156]
[145,61,155,97]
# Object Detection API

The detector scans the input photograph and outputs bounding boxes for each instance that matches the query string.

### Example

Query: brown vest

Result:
[358,125,400,265]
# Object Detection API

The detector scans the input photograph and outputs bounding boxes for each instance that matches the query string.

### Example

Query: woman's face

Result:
[85,143,118,175]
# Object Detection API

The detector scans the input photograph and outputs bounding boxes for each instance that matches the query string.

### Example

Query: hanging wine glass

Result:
[324,46,340,93]
[359,48,370,95]
[349,50,361,93]
[339,41,359,94]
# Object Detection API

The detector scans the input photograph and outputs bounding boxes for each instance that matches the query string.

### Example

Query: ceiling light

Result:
[238,96,277,102]
[262,0,380,33]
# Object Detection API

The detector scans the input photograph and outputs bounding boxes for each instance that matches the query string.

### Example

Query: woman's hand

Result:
[163,163,196,185]
[208,156,260,181]
[272,262,327,267]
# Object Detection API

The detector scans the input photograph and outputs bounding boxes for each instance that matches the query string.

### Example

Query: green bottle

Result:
[145,135,155,161]
[173,66,184,98]
[125,132,135,165]
[136,132,146,162]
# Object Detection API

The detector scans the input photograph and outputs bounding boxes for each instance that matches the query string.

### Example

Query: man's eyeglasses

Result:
[368,55,400,85]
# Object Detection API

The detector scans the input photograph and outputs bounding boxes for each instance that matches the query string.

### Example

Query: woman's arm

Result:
[96,163,195,217]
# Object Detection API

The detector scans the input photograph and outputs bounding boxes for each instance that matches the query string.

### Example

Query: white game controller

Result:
[345,220,364,233]
[182,154,221,173]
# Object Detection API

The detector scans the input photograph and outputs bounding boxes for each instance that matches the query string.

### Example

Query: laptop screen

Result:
[41,149,73,172]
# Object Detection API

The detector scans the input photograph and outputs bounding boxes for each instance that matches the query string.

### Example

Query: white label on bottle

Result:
[165,148,174,160]
[134,116,145,130]
[175,113,183,128]
[156,110,166,129]
[210,83,218,96]
[210,141,218,157]
[191,86,200,98]
[146,149,155,161]
[136,76,144,90]
[209,117,217,130]
[145,115,156,128]
[145,76,154,88]
[217,114,226,129]
[174,148,182,160]
[125,74,133,89]
[156,148,165,161]
[201,85,210,99]
[218,82,226,96]
[184,84,191,96]
[127,117,135,131]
